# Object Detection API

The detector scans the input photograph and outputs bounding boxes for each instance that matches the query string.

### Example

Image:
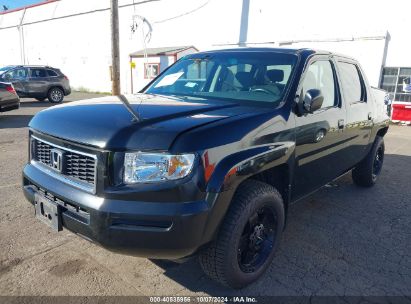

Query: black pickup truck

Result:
[22,48,389,288]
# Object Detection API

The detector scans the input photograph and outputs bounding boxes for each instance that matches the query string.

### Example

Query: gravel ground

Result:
[0,94,410,297]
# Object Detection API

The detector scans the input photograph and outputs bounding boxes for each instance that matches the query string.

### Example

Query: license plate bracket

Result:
[34,193,62,232]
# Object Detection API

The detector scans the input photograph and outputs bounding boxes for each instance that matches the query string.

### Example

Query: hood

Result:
[29,94,257,151]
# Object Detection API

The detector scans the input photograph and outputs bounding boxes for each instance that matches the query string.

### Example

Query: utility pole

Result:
[110,0,121,95]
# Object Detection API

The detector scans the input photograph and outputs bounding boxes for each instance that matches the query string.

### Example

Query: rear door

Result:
[27,68,49,96]
[335,59,373,168]
[293,56,347,200]
[46,68,61,86]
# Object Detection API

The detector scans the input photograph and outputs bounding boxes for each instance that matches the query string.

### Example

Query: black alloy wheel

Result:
[372,145,384,181]
[237,206,277,274]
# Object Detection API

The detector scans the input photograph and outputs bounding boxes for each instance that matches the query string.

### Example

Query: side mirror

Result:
[302,89,324,114]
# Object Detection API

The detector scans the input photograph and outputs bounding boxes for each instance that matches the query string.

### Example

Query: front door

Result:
[2,67,29,96]
[27,68,49,96]
[292,58,347,200]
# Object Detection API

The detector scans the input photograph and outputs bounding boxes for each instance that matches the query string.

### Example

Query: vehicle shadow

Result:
[1,95,104,130]
[0,100,63,129]
[0,114,34,129]
[19,97,90,107]
[20,101,50,108]
[20,99,63,108]
[152,153,411,296]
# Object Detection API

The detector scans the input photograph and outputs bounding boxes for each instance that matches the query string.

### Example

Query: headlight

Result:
[124,152,195,184]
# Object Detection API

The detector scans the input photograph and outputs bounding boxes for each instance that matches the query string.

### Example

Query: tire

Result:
[199,179,285,289]
[47,87,64,103]
[352,136,385,187]
[35,98,46,102]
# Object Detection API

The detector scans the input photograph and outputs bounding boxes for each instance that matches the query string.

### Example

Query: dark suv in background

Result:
[0,65,71,103]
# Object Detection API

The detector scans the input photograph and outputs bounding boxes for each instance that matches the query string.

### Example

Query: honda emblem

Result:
[50,149,63,172]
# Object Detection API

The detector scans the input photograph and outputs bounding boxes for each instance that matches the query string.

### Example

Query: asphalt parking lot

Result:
[0,94,410,297]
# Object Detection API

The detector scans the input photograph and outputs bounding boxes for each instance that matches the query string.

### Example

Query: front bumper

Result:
[23,163,215,259]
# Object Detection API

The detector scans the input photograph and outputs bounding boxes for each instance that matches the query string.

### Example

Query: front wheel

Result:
[199,180,285,289]
[48,87,64,103]
[352,136,385,187]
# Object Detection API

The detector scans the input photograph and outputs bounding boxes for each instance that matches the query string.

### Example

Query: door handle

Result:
[338,119,345,129]
[368,112,372,120]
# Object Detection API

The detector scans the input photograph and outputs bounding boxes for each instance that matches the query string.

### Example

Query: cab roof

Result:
[199,47,320,55]
[197,47,356,61]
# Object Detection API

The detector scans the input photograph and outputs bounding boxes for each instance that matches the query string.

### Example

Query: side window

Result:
[4,68,27,80]
[301,60,336,109]
[47,69,58,77]
[338,62,366,103]
[30,68,47,78]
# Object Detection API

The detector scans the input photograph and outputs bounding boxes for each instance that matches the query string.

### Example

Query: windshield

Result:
[145,52,298,103]
[0,66,13,75]
[0,66,12,71]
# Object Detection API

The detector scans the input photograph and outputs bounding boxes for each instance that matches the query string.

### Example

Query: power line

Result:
[0,0,160,30]
[153,0,211,24]
[0,0,210,30]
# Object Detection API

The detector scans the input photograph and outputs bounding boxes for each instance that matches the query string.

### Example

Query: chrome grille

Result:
[35,140,52,166]
[31,136,97,189]
[65,152,96,185]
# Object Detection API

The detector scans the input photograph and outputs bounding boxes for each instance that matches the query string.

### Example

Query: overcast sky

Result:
[1,0,42,10]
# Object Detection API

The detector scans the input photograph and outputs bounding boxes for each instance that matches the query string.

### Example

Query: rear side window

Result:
[338,62,366,103]
[30,68,47,78]
[47,69,58,77]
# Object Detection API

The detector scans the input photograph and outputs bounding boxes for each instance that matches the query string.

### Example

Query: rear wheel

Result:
[352,136,385,187]
[48,87,64,103]
[199,180,284,289]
